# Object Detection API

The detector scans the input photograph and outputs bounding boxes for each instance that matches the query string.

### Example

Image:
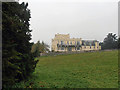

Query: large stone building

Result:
[52,34,101,52]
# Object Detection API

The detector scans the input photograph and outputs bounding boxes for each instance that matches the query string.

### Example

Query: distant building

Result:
[52,33,101,52]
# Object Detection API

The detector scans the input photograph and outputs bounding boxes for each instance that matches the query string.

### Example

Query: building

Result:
[52,33,101,52]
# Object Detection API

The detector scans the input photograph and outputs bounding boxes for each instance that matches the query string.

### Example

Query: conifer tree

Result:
[2,2,38,87]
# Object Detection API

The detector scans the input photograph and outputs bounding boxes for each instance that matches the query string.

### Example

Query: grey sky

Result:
[20,0,119,49]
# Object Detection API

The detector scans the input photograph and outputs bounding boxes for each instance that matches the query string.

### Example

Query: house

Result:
[52,33,101,52]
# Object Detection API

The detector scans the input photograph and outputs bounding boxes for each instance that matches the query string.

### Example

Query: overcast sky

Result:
[20,0,119,49]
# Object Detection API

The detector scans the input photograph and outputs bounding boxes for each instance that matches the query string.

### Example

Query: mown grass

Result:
[13,50,118,88]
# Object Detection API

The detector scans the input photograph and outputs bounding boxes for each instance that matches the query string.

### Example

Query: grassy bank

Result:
[13,50,118,88]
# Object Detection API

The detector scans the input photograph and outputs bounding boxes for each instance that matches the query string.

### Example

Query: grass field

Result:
[14,50,118,88]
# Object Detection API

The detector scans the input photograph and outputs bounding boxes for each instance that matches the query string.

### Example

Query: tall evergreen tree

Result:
[2,2,38,88]
[101,33,118,50]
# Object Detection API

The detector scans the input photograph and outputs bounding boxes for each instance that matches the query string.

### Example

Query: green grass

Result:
[14,50,118,88]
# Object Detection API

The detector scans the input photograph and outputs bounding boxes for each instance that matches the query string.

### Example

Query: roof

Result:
[82,40,98,46]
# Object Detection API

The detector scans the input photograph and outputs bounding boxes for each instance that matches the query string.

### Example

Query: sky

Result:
[20,0,119,49]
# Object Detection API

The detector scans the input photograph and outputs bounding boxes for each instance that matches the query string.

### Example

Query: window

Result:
[77,47,80,50]
[77,41,80,45]
[57,47,59,50]
[90,43,92,46]
[61,47,64,50]
[61,41,63,45]
[67,41,69,45]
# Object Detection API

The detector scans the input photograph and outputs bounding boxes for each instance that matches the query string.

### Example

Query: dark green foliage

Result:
[2,2,38,88]
[118,37,120,49]
[100,33,118,50]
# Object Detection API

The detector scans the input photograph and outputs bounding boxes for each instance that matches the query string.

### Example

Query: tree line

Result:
[100,33,120,50]
[31,41,50,57]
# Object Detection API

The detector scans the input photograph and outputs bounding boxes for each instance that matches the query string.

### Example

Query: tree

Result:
[41,41,50,53]
[31,41,41,57]
[101,33,118,50]
[2,2,38,88]
[31,41,50,56]
[118,36,120,49]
